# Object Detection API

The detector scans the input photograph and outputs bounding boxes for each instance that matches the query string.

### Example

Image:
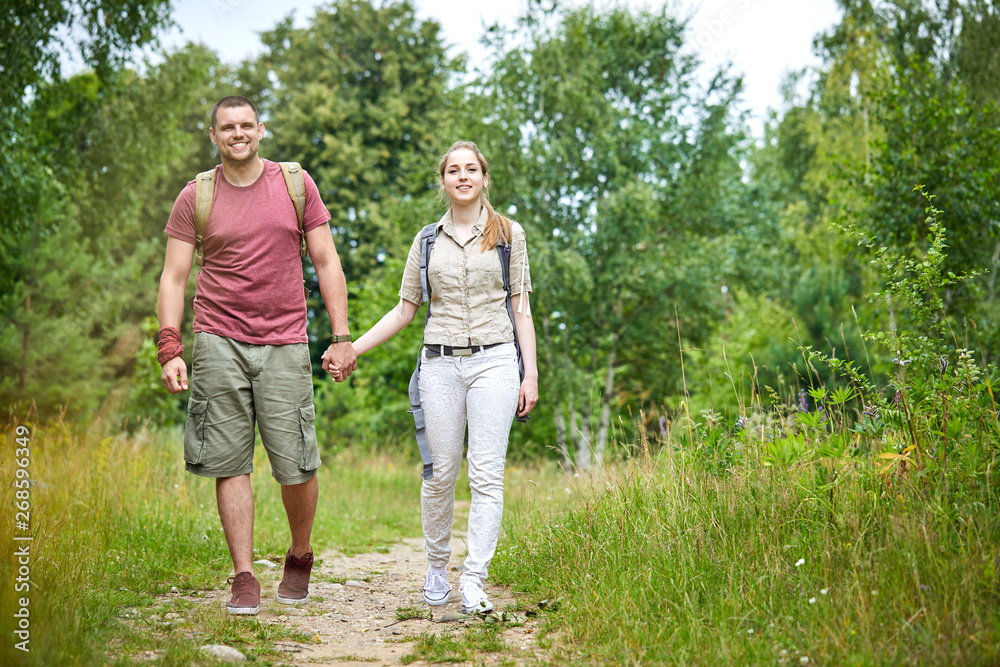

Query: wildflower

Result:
[798,390,808,412]
[800,657,810,664]
[956,348,982,386]
[735,416,749,430]
[820,588,828,595]
[658,416,667,436]
[808,597,816,604]
[747,629,754,635]
[795,558,805,567]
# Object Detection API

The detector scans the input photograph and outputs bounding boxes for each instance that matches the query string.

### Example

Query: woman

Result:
[331,141,538,613]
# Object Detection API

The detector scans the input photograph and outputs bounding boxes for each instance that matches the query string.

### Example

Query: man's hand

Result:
[321,342,358,383]
[161,356,189,393]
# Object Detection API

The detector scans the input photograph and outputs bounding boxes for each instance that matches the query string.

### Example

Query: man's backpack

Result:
[408,223,528,480]
[192,162,307,266]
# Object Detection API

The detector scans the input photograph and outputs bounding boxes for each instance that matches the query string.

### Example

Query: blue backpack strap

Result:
[409,222,440,479]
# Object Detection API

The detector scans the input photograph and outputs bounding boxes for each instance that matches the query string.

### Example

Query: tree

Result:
[472,3,749,466]
[233,0,466,398]
[0,43,231,422]
[1,1,176,421]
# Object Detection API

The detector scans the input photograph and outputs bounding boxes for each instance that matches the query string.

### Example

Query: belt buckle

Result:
[453,347,473,356]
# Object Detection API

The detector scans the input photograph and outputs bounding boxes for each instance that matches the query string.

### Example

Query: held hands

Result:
[321,342,358,383]
[517,374,538,418]
[161,356,189,394]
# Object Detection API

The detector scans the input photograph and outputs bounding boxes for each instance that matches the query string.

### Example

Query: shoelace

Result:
[229,575,256,599]
[425,572,448,591]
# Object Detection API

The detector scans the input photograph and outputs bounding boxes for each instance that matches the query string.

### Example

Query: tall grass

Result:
[0,419,424,665]
[495,426,1000,665]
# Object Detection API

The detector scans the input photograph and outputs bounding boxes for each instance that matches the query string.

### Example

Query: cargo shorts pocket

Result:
[184,397,209,465]
[298,405,321,471]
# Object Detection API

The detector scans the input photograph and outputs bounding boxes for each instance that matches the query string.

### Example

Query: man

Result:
[157,95,356,615]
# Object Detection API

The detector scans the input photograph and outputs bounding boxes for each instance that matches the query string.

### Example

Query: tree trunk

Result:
[595,296,623,464]
[579,397,592,469]
[553,403,571,472]
[571,395,589,471]
[985,241,1000,365]
[595,342,617,463]
[19,290,30,391]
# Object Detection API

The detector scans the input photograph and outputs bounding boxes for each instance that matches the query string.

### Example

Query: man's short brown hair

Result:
[211,96,259,129]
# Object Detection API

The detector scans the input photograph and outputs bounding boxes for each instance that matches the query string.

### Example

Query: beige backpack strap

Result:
[279,162,307,258]
[193,169,216,267]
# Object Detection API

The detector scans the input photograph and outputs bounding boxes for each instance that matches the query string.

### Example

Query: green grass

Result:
[401,631,471,664]
[0,420,423,666]
[396,605,432,621]
[400,615,518,664]
[10,403,998,665]
[494,447,1000,665]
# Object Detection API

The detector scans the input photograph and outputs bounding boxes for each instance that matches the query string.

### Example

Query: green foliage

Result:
[472,2,750,462]
[246,0,462,280]
[495,446,1000,664]
[123,318,185,430]
[0,0,170,115]
[0,43,229,422]
[858,65,1000,333]
[0,420,423,665]
[0,193,113,419]
[815,187,998,466]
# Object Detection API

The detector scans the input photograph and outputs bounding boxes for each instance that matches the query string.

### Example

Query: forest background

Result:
[3,0,1000,467]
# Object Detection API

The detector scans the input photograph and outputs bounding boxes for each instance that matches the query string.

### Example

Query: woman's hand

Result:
[321,342,357,382]
[517,374,538,418]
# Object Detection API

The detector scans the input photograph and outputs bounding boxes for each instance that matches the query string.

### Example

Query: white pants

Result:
[418,342,520,588]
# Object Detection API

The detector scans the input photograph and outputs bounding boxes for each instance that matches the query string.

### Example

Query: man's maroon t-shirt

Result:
[165,160,332,345]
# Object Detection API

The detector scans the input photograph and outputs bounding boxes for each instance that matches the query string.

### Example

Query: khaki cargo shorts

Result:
[183,332,320,485]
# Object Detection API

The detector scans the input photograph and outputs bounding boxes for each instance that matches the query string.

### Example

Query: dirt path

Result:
[130,504,554,665]
[249,502,551,666]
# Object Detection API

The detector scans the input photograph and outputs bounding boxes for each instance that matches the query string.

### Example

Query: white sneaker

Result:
[422,569,451,606]
[460,582,494,614]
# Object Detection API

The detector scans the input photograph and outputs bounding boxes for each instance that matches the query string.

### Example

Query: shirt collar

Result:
[439,206,489,241]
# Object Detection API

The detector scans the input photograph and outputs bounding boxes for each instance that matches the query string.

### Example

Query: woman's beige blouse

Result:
[399,207,532,347]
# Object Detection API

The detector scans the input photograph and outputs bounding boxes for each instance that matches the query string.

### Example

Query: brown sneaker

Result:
[226,571,260,615]
[277,551,313,605]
